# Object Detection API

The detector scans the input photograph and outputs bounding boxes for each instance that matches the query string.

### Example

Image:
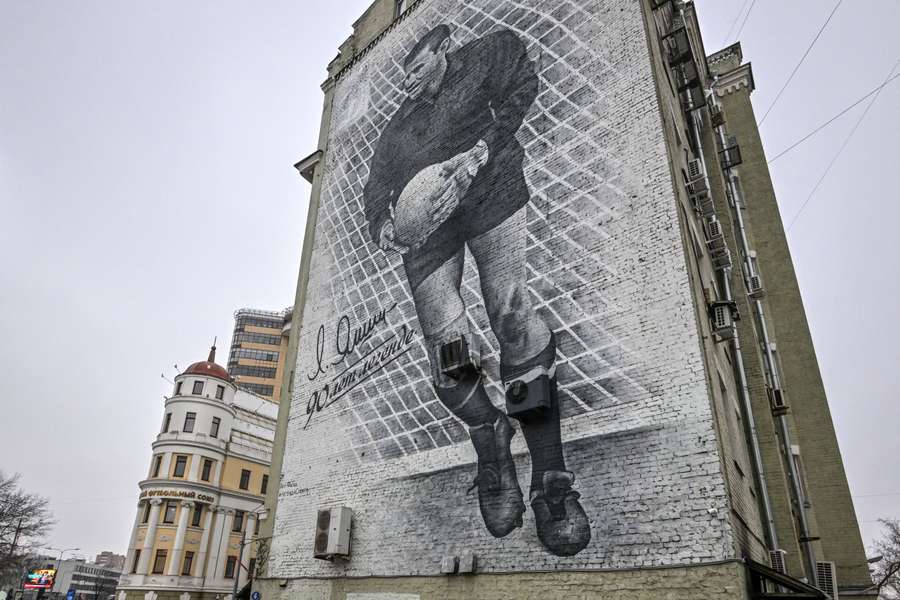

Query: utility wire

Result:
[786,59,900,231]
[758,0,842,126]
[768,71,900,164]
[722,0,751,46]
[732,0,758,42]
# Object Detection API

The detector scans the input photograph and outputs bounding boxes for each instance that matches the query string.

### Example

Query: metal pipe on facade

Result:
[712,114,818,583]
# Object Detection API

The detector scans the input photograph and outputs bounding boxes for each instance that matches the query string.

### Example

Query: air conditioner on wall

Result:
[816,561,839,599]
[709,105,725,128]
[687,158,704,182]
[767,386,788,415]
[747,274,765,299]
[709,302,737,339]
[313,506,352,561]
[706,217,727,252]
[769,549,787,575]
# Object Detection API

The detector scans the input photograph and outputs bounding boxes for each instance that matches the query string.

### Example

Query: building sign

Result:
[140,489,215,503]
[273,0,731,578]
[24,569,55,590]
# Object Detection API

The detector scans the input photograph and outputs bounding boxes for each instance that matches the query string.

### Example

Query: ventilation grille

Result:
[816,561,839,599]
[769,549,787,574]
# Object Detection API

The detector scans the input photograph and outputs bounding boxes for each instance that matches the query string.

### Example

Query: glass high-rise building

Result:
[227,308,292,403]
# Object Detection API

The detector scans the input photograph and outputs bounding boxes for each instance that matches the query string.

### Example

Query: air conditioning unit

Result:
[505,374,553,422]
[438,335,481,380]
[769,549,787,574]
[687,158,704,182]
[663,27,692,67]
[711,246,732,271]
[706,217,727,252]
[709,302,737,339]
[313,507,352,561]
[767,386,788,415]
[747,274,765,298]
[709,105,725,128]
[816,561,839,599]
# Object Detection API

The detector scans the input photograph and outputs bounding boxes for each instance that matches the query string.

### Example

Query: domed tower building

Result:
[117,346,277,600]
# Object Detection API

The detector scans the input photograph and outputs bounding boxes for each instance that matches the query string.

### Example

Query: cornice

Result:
[712,63,755,97]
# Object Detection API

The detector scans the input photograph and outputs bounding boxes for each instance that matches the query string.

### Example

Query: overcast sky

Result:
[0,0,897,563]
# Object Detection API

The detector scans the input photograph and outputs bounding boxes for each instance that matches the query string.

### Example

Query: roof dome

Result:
[182,345,232,382]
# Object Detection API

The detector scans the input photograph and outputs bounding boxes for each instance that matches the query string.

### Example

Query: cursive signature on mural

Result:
[307,302,398,382]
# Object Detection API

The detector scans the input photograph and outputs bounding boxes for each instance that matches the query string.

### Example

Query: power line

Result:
[758,0,842,126]
[722,0,751,46]
[786,59,900,231]
[732,0,758,42]
[768,71,900,164]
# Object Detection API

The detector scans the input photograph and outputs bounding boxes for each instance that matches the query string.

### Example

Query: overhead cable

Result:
[768,71,900,164]
[758,0,843,126]
[786,59,900,231]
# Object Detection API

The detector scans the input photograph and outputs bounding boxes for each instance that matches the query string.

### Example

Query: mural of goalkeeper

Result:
[363,24,591,556]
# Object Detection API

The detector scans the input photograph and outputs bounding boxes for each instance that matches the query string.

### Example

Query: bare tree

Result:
[873,519,900,599]
[0,472,54,590]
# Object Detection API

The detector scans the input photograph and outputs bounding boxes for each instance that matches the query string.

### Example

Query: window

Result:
[396,0,410,17]
[173,455,187,478]
[151,455,162,478]
[233,510,244,532]
[192,381,204,395]
[210,417,221,438]
[181,551,194,576]
[231,348,279,363]
[237,382,274,397]
[141,502,151,524]
[254,517,261,535]
[224,556,237,579]
[201,458,214,482]
[131,550,141,574]
[152,549,167,574]
[260,474,269,495]
[230,365,278,379]
[163,501,177,524]
[191,504,203,527]
[183,412,196,433]
[239,469,251,490]
[248,558,256,579]
[175,381,182,396]
[231,332,281,346]
[215,385,225,400]
[162,413,172,433]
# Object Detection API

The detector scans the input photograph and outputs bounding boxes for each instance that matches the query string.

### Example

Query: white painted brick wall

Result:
[271,0,735,578]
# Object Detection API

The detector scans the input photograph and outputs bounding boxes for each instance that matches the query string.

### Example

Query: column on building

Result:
[167,501,194,576]
[124,500,145,574]
[196,504,216,578]
[205,508,234,579]
[137,499,163,574]
[217,509,236,580]
[237,513,257,590]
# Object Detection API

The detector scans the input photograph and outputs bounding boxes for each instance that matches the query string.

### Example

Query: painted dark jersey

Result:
[363,28,539,288]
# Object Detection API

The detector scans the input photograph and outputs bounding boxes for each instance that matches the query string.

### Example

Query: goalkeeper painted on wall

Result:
[363,24,590,557]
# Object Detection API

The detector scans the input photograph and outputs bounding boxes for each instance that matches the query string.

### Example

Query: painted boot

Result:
[530,470,591,556]
[467,415,526,538]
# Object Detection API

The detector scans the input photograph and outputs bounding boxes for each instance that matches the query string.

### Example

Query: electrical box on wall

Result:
[313,506,352,561]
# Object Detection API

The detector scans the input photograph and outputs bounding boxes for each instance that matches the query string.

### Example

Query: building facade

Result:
[227,309,292,403]
[117,347,277,600]
[256,0,874,599]
[53,559,121,600]
[94,553,125,574]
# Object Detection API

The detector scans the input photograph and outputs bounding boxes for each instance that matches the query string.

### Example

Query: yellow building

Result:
[227,308,291,404]
[117,346,277,600]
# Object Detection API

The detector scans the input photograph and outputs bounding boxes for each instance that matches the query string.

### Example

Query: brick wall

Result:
[271,0,735,580]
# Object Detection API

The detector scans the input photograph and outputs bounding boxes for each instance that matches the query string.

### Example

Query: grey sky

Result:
[0,0,896,561]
